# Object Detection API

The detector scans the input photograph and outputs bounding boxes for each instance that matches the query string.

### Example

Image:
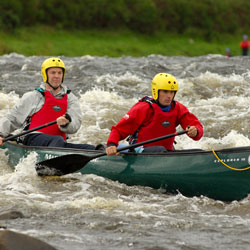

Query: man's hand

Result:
[0,136,4,146]
[186,126,198,138]
[57,114,70,127]
[106,145,120,156]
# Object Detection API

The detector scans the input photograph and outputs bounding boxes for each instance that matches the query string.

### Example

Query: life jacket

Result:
[129,96,178,150]
[28,89,68,140]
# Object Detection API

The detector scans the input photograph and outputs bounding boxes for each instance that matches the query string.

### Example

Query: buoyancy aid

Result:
[29,89,68,139]
[129,96,178,150]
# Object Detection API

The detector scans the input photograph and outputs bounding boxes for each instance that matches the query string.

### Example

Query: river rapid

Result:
[0,53,249,250]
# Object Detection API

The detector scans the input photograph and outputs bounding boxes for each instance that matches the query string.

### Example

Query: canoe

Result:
[1,141,250,202]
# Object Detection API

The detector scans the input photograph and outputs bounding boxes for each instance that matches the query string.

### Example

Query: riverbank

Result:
[0,26,243,57]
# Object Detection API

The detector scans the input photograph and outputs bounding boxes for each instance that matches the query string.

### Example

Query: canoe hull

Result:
[2,142,250,201]
[82,150,250,201]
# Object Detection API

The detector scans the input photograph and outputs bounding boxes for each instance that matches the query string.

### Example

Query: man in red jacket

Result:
[106,73,203,155]
[240,34,249,56]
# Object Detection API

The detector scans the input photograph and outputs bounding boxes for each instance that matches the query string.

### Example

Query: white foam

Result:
[0,152,39,193]
[175,130,250,150]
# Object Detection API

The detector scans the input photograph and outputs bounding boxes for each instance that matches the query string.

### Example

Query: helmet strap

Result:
[47,81,62,91]
[156,100,170,108]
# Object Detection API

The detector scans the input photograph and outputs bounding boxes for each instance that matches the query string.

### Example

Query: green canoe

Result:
[2,141,250,202]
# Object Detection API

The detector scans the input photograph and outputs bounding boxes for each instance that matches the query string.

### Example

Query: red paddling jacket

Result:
[29,90,68,139]
[107,97,203,150]
[240,40,250,49]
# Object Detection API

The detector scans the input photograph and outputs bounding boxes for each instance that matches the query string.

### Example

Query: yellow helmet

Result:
[152,73,179,100]
[41,57,65,83]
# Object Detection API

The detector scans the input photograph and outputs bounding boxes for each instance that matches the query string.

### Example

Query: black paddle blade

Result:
[35,154,93,176]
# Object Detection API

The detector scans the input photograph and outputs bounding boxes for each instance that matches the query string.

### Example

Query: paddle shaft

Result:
[35,130,188,176]
[97,130,188,157]
[3,120,57,143]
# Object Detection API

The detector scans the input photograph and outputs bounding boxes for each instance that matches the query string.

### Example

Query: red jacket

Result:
[107,98,203,150]
[240,40,250,49]
[29,90,68,139]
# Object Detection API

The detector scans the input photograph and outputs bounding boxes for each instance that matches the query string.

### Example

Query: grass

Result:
[0,26,244,57]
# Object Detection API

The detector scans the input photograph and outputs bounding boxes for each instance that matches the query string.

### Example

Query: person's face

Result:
[158,90,175,106]
[47,67,63,88]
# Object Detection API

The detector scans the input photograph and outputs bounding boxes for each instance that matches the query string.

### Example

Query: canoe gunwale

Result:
[3,141,250,157]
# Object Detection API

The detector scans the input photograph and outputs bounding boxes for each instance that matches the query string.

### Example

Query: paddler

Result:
[106,73,203,155]
[0,57,99,150]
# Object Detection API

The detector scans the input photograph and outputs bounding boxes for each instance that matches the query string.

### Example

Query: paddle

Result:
[36,130,188,176]
[2,120,57,143]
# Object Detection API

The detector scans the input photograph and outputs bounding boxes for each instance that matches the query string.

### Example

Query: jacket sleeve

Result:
[176,102,203,141]
[107,102,153,146]
[0,91,43,137]
[59,92,82,134]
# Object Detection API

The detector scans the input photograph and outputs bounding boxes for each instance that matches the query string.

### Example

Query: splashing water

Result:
[0,54,250,250]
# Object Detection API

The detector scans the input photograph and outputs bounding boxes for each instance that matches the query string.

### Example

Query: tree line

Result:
[1,0,250,39]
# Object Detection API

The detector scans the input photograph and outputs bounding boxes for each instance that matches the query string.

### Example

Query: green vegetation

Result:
[0,26,243,57]
[0,0,249,57]
[1,0,250,36]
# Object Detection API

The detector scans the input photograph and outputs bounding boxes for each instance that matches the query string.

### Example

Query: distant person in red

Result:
[225,48,232,57]
[240,35,249,56]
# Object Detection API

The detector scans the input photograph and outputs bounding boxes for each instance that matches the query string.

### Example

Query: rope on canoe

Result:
[212,149,250,171]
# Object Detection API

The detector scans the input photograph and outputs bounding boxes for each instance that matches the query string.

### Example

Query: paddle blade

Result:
[35,154,92,176]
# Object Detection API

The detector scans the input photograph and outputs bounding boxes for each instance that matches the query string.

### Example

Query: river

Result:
[0,53,250,250]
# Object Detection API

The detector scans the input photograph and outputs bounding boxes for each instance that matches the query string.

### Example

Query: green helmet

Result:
[152,73,179,100]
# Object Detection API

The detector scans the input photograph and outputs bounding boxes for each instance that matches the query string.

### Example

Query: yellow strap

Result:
[212,149,250,171]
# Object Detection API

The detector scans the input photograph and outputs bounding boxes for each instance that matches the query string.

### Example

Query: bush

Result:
[0,0,22,30]
[1,0,250,38]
